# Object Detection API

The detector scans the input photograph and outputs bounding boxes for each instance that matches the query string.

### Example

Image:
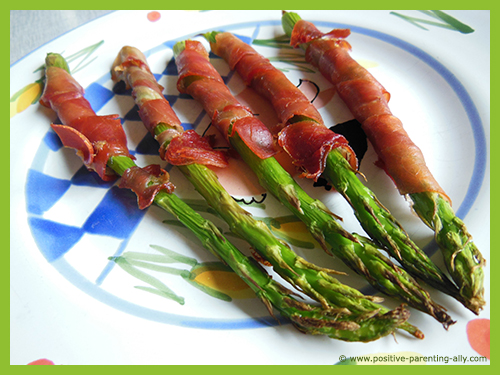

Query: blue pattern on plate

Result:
[135,132,161,155]
[26,169,71,215]
[43,130,64,152]
[28,217,84,261]
[71,165,116,187]
[163,58,178,76]
[82,186,146,238]
[85,82,115,112]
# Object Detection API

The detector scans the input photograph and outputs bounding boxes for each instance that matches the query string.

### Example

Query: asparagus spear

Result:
[410,192,485,314]
[42,52,409,342]
[110,158,410,342]
[281,11,485,314]
[205,30,462,305]
[111,46,421,337]
[171,40,455,328]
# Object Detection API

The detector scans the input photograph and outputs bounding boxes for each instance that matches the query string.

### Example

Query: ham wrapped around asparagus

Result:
[289,17,446,201]
[173,39,456,329]
[111,46,228,168]
[174,40,277,160]
[40,53,173,207]
[207,31,357,180]
[206,31,466,308]
[111,45,423,339]
[283,12,485,313]
[42,53,413,342]
[40,56,133,181]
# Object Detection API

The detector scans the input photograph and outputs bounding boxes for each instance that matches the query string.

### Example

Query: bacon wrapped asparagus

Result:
[172,40,455,328]
[111,46,420,338]
[282,11,485,314]
[205,30,464,306]
[40,52,412,342]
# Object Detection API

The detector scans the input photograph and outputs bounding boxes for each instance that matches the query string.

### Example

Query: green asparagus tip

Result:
[172,41,186,59]
[45,53,70,73]
[281,11,302,37]
[203,31,222,44]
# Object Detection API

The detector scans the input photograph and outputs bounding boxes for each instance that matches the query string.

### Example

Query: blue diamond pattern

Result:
[26,169,71,215]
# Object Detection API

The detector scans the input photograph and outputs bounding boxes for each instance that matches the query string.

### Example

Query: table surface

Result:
[10,10,114,66]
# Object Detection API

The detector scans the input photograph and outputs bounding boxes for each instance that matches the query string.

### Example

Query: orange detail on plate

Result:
[27,359,55,365]
[10,81,43,118]
[147,11,161,22]
[466,318,490,359]
[193,269,254,299]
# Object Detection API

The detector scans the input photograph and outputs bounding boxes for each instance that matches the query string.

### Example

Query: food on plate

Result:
[40,51,415,342]
[206,30,464,307]
[40,54,133,181]
[111,45,418,341]
[111,46,228,168]
[173,39,454,329]
[282,11,485,314]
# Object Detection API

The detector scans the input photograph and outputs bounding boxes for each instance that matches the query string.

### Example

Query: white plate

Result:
[10,10,490,365]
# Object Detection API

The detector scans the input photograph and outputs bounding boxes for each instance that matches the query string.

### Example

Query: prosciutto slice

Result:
[175,40,277,160]
[166,129,228,167]
[279,121,354,179]
[137,98,183,134]
[112,46,227,168]
[40,66,132,181]
[112,46,183,135]
[291,20,449,202]
[210,32,323,128]
[209,32,357,179]
[120,165,175,209]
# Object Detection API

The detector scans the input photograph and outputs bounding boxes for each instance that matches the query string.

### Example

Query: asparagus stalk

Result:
[111,156,410,342]
[111,46,421,337]
[172,40,455,329]
[205,30,462,305]
[325,150,462,298]
[178,154,421,338]
[44,52,408,342]
[281,11,485,314]
[410,192,485,314]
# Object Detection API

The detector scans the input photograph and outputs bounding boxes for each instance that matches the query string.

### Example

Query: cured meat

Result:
[42,52,176,209]
[290,19,350,46]
[279,121,356,179]
[184,79,239,128]
[175,40,225,92]
[290,20,351,49]
[208,32,357,179]
[112,46,228,168]
[166,129,228,167]
[119,165,175,209]
[210,32,324,128]
[291,20,449,202]
[50,124,93,165]
[229,115,277,160]
[111,46,151,75]
[40,66,132,181]
[112,46,184,135]
[138,98,182,134]
[175,41,277,159]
